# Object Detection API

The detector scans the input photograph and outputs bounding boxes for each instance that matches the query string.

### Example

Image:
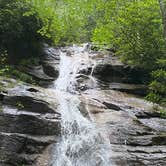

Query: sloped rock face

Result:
[20,65,55,83]
[72,49,166,165]
[93,52,150,84]
[0,46,165,166]
[18,44,61,87]
[41,44,60,78]
[81,89,166,166]
[87,50,165,166]
[77,51,149,96]
[0,78,61,166]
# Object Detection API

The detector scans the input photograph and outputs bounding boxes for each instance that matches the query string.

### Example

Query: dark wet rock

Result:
[1,84,59,113]
[0,113,60,136]
[20,65,55,82]
[77,78,98,92]
[79,101,90,118]
[103,101,121,111]
[41,44,60,78]
[109,83,148,96]
[127,135,166,146]
[78,67,92,76]
[27,87,39,93]
[0,79,61,165]
[42,62,59,78]
[0,93,4,101]
[16,44,60,86]
[0,132,56,166]
[0,85,60,135]
[0,111,59,165]
[93,54,149,84]
[42,44,60,60]
[3,95,56,114]
[0,133,55,155]
[133,109,161,119]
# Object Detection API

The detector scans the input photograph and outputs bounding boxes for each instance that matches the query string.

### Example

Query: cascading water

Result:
[51,44,112,166]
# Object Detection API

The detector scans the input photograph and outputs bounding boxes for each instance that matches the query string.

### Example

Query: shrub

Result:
[146,59,166,106]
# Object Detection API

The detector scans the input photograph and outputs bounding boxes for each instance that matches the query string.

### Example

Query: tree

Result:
[159,0,166,42]
[0,0,100,62]
[92,0,165,70]
[0,0,43,63]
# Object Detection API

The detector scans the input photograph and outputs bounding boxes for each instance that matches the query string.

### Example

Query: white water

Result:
[52,44,112,166]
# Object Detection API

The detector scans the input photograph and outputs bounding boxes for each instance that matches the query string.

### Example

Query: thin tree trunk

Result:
[159,0,166,42]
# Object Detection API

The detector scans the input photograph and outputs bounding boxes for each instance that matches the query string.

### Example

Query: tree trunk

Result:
[159,0,166,42]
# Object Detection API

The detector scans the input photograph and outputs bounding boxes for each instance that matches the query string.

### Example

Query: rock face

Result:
[0,77,61,166]
[81,89,166,166]
[0,46,165,166]
[18,43,61,87]
[41,44,60,78]
[93,52,149,84]
[20,65,55,83]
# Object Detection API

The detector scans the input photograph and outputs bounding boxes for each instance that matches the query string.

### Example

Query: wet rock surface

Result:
[82,89,166,166]
[18,44,61,87]
[93,52,150,84]
[20,66,55,83]
[0,78,60,166]
[0,45,166,166]
[41,44,60,78]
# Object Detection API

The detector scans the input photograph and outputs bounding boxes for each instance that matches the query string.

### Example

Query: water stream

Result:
[51,44,112,166]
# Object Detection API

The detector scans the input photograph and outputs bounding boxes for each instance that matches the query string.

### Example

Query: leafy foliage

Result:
[146,59,166,106]
[0,65,36,84]
[25,0,99,45]
[0,0,98,60]
[0,0,42,61]
[92,0,165,70]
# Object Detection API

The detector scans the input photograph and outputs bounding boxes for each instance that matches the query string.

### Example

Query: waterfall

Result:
[51,44,112,166]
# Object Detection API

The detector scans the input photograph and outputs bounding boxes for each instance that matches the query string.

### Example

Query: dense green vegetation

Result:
[92,0,165,69]
[146,59,166,106]
[0,0,165,106]
[0,0,42,62]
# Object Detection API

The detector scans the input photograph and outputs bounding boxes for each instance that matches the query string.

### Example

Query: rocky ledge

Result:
[0,77,60,166]
[1,75,165,166]
[18,44,61,87]
[82,89,166,166]
[0,46,165,166]
[92,51,150,84]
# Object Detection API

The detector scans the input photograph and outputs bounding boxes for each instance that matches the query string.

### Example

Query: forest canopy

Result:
[0,0,166,106]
